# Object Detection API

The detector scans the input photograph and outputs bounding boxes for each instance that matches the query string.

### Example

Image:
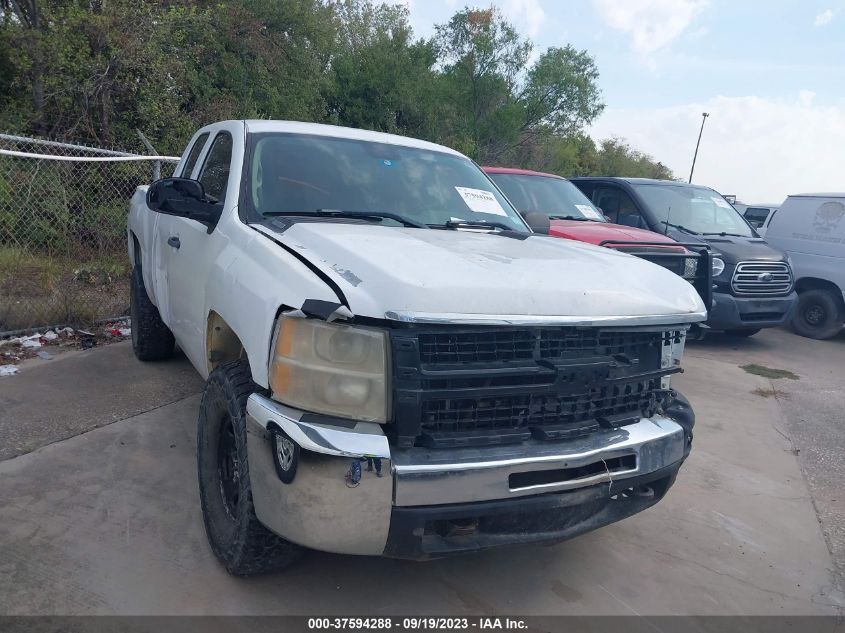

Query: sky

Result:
[385,0,845,204]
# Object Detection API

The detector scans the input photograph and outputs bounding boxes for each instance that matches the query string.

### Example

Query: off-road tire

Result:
[724,328,761,337]
[792,289,844,340]
[197,360,303,576]
[130,266,175,361]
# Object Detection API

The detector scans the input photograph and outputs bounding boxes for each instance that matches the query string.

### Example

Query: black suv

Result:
[571,178,797,337]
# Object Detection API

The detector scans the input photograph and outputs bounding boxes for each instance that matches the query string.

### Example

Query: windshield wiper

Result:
[660,220,700,236]
[434,219,516,232]
[263,208,428,229]
[701,231,747,237]
[547,214,594,222]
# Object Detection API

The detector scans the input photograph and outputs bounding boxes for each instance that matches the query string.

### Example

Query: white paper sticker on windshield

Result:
[455,187,507,216]
[711,196,732,209]
[576,204,603,220]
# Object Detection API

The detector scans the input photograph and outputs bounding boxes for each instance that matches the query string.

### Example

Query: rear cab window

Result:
[198,132,234,203]
[181,132,209,178]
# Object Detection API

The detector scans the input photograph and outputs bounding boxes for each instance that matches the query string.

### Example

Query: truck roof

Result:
[241,120,463,157]
[788,192,845,198]
[482,166,564,179]
[572,177,702,187]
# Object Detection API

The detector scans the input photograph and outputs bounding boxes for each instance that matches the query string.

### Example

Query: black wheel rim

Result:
[217,414,240,519]
[804,304,825,326]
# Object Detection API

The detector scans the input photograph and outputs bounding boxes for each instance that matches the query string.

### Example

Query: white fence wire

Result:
[0,133,178,333]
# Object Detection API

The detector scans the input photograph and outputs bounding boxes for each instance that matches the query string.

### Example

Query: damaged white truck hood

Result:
[257,222,706,324]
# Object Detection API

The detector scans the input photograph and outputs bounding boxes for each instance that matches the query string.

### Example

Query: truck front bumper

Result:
[708,290,797,330]
[245,393,692,560]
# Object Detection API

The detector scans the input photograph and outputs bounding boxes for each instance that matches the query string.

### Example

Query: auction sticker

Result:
[575,204,603,220]
[455,187,507,216]
[711,196,732,209]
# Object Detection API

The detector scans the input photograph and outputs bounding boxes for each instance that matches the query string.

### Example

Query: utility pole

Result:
[689,112,709,183]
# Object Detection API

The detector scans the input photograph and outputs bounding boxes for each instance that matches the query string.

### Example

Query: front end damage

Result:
[245,317,696,560]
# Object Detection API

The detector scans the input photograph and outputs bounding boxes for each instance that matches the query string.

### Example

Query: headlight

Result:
[269,316,390,422]
[711,257,725,277]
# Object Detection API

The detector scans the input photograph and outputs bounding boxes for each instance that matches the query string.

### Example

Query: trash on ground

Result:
[0,365,19,377]
[0,319,129,364]
[21,337,42,349]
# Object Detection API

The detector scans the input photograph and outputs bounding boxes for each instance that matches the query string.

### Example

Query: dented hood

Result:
[257,222,706,323]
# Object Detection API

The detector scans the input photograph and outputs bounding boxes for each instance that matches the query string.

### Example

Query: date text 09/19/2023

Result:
[306,617,529,630]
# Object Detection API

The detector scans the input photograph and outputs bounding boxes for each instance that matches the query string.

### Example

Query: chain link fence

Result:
[0,134,178,334]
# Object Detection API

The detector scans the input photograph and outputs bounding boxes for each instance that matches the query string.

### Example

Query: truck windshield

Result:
[632,183,754,237]
[489,173,605,222]
[245,133,528,231]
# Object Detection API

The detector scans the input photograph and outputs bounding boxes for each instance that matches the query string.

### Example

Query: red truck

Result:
[483,167,712,311]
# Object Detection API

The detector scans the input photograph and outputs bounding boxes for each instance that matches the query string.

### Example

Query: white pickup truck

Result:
[128,120,705,575]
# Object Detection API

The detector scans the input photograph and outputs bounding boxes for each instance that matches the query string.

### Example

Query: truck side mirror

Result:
[147,177,222,233]
[521,210,550,235]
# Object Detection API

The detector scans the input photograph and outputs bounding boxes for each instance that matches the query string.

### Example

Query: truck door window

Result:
[594,187,646,228]
[181,132,209,178]
[198,133,233,203]
[744,207,771,228]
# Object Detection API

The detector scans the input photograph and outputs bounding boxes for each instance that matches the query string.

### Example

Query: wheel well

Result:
[795,277,844,303]
[131,233,141,268]
[206,311,247,373]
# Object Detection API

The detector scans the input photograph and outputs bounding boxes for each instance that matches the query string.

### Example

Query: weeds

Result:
[740,364,800,380]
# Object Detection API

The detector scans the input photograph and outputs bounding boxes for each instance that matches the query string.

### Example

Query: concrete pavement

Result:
[0,336,842,615]
[0,342,202,461]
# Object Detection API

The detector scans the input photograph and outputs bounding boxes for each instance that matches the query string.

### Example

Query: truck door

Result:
[159,130,234,369]
[151,132,209,321]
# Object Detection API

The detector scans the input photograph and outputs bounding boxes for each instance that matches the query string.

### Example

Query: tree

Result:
[433,7,603,164]
[593,137,674,179]
[520,46,604,139]
[325,0,438,136]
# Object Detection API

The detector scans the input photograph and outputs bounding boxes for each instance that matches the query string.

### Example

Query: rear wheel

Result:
[130,266,175,361]
[792,289,844,340]
[724,328,761,337]
[197,360,303,576]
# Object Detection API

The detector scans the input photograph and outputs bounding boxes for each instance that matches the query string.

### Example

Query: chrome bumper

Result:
[245,394,687,556]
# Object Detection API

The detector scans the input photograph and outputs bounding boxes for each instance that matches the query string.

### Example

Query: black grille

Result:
[421,379,658,434]
[419,330,535,363]
[419,329,662,365]
[392,326,678,448]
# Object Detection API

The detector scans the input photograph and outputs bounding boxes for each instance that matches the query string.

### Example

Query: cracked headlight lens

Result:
[269,316,390,422]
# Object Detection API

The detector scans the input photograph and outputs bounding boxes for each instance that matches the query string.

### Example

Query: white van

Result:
[764,193,845,339]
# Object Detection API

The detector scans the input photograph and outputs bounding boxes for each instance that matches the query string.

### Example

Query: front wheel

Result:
[791,289,844,340]
[197,360,303,575]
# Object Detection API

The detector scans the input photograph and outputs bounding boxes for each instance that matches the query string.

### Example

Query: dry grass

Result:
[751,386,791,399]
[0,247,129,331]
